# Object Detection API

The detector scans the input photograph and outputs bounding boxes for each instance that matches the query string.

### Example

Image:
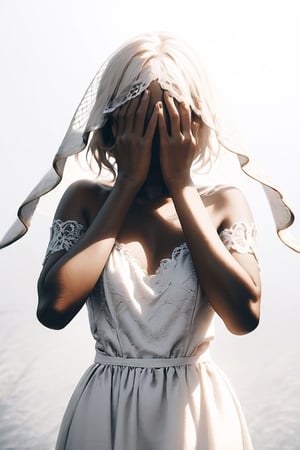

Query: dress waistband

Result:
[94,348,211,368]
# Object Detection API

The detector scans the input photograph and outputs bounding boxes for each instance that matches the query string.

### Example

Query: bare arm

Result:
[158,94,261,335]
[37,91,158,329]
[37,179,140,329]
[170,186,261,335]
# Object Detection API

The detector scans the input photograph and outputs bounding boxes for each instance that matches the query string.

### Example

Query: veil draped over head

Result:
[0,32,299,252]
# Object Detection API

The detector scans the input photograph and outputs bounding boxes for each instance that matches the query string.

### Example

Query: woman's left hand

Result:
[157,92,201,191]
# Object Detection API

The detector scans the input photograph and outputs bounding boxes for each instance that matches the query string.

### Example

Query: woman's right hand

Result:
[37,92,159,330]
[112,90,158,189]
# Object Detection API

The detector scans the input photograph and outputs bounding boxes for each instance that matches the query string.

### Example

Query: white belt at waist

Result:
[94,349,211,368]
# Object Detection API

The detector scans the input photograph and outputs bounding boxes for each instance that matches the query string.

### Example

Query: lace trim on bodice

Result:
[115,222,257,277]
[44,219,257,265]
[114,241,189,277]
[44,219,84,260]
[219,221,257,257]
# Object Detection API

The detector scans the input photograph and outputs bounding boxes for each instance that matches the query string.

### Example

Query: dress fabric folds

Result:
[55,239,253,450]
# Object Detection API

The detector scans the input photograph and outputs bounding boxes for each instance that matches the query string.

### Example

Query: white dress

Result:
[47,219,256,450]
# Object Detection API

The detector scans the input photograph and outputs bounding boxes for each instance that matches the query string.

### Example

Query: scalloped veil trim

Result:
[0,66,299,253]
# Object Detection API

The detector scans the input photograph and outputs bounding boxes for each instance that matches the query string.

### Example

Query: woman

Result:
[1,33,298,449]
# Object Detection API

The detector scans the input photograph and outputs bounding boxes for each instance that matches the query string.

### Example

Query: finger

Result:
[164,92,180,135]
[144,102,159,141]
[191,115,201,141]
[157,102,168,141]
[117,102,130,134]
[179,102,192,137]
[125,95,142,131]
[134,90,150,136]
[191,119,200,134]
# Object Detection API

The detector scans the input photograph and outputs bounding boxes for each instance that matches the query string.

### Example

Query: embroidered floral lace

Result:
[103,79,186,114]
[114,241,190,277]
[103,81,150,114]
[45,219,84,260]
[219,221,257,256]
[44,219,257,263]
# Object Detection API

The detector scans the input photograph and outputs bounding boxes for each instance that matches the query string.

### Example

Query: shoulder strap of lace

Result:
[219,221,257,257]
[44,219,84,261]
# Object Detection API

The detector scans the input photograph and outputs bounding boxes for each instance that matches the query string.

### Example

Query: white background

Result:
[0,1,299,449]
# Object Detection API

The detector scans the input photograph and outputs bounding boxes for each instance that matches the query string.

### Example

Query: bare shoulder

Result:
[206,186,254,229]
[54,179,111,226]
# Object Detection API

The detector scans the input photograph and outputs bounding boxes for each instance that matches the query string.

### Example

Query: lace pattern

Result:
[43,219,256,265]
[44,219,84,260]
[114,241,190,277]
[103,81,150,114]
[219,222,257,256]
[103,79,188,115]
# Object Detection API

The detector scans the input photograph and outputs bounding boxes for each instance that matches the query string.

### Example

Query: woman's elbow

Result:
[36,286,87,330]
[36,301,70,330]
[228,314,260,335]
[36,280,65,329]
[227,289,261,336]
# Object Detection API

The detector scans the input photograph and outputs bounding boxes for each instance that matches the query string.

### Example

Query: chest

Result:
[115,199,220,277]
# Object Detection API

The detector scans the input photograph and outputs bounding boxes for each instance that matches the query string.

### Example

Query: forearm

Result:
[170,185,260,334]
[38,178,138,322]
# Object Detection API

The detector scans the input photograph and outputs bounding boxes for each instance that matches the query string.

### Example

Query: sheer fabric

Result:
[43,219,257,262]
[0,33,298,253]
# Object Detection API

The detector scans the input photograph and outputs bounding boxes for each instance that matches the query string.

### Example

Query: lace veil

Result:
[0,32,299,252]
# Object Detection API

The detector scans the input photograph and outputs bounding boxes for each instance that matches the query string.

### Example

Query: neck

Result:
[136,180,171,208]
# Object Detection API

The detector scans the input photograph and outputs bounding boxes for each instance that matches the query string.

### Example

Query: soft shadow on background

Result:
[0,1,299,449]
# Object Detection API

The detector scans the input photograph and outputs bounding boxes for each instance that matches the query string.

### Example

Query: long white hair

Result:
[0,32,298,253]
[85,33,220,176]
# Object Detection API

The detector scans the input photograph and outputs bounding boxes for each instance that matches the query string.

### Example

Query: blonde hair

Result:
[1,35,296,253]
[85,33,220,178]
